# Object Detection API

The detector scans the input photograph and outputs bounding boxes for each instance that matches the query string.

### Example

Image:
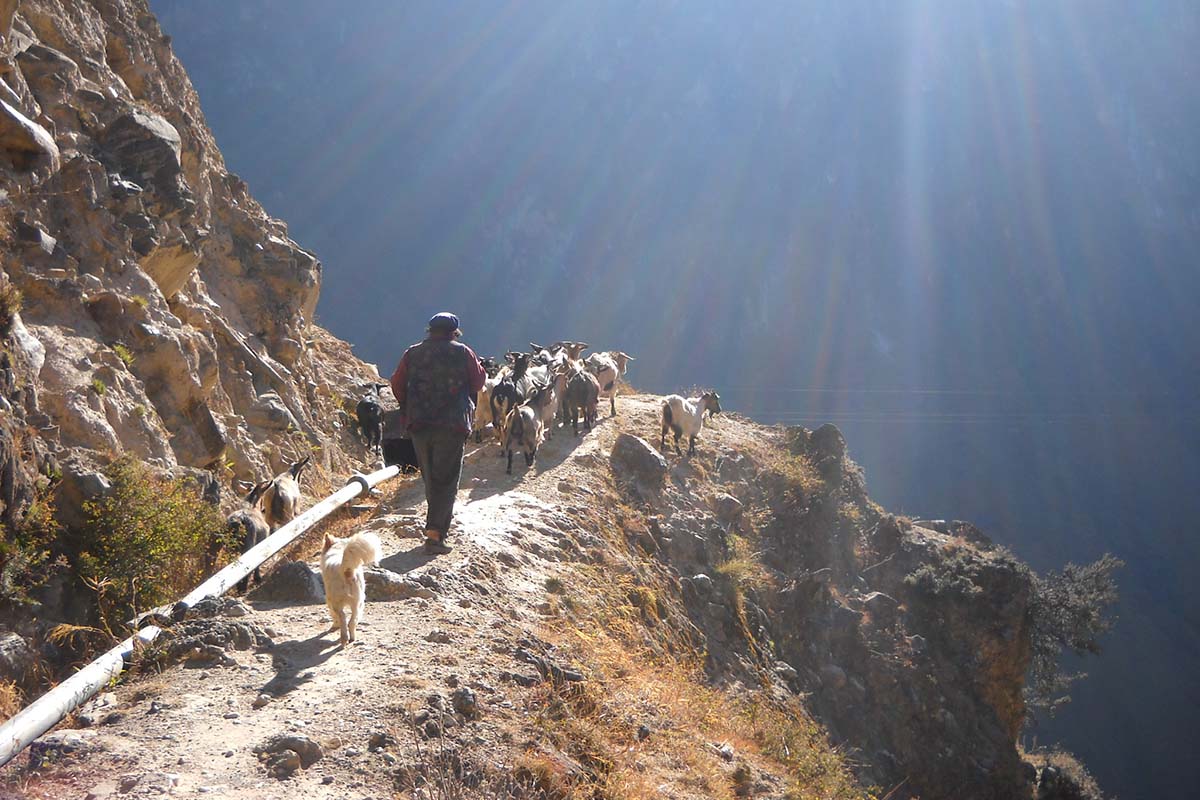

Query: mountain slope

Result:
[3,397,1082,799]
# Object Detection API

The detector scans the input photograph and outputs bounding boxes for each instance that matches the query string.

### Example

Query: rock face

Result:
[0,2,385,536]
[640,432,1038,800]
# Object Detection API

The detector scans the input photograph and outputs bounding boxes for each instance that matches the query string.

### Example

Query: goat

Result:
[585,351,635,416]
[560,341,589,361]
[480,356,501,378]
[503,398,544,475]
[529,362,567,438]
[264,456,311,530]
[380,409,420,472]
[660,391,722,456]
[355,384,387,454]
[227,480,272,593]
[563,366,600,434]
[474,373,501,443]
[490,353,546,447]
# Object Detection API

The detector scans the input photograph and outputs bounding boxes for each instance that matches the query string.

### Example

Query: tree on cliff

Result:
[1026,554,1123,717]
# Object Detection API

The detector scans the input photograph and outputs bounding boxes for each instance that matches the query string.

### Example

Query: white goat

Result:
[585,351,635,416]
[474,373,502,443]
[264,456,310,530]
[660,391,722,456]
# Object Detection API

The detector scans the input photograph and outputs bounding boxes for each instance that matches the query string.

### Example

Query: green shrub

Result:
[0,497,61,608]
[1025,554,1122,716]
[112,344,135,367]
[130,294,149,310]
[89,377,107,396]
[74,457,229,628]
[0,282,20,338]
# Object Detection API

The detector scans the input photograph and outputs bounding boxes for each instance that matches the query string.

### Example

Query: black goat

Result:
[355,384,387,454]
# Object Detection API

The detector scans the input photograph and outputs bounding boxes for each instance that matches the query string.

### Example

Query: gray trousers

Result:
[408,426,465,538]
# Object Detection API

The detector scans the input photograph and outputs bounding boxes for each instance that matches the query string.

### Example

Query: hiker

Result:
[390,312,487,554]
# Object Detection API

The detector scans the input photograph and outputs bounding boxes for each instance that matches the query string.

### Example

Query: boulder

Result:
[250,561,324,603]
[610,433,668,485]
[52,467,112,530]
[811,423,846,461]
[99,110,189,208]
[713,492,744,524]
[364,567,435,601]
[244,392,299,432]
[7,313,46,376]
[0,99,60,173]
[0,632,35,685]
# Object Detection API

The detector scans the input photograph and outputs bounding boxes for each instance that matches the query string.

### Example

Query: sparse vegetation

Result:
[130,294,150,310]
[763,450,825,511]
[89,377,107,396]
[0,281,21,338]
[1025,554,1122,717]
[71,456,231,629]
[112,343,135,367]
[0,495,62,609]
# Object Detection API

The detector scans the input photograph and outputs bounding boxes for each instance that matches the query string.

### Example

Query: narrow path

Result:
[12,396,667,799]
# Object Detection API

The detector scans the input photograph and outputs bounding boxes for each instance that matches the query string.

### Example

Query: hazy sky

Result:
[153,3,1200,796]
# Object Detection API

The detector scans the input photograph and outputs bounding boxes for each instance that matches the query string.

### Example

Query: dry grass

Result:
[529,622,869,800]
[0,680,22,724]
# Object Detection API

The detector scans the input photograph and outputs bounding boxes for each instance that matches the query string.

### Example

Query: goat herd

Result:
[225,341,723,592]
[355,340,725,471]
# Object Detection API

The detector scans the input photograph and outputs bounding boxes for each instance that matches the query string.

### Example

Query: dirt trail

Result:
[7,395,673,800]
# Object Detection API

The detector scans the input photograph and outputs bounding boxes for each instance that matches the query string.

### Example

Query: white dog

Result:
[320,531,382,645]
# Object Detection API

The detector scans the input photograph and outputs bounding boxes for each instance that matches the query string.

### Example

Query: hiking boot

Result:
[423,538,452,555]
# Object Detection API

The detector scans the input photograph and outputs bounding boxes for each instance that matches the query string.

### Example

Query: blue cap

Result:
[427,312,460,331]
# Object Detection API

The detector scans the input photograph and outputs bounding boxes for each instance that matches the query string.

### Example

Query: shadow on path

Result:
[379,542,439,575]
[260,632,341,696]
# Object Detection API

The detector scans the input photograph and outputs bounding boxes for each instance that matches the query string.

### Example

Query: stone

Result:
[425,629,452,644]
[451,686,478,719]
[363,567,435,600]
[27,730,98,768]
[0,99,61,173]
[713,492,744,524]
[367,731,398,751]
[609,433,669,485]
[862,591,898,626]
[99,110,186,203]
[689,573,715,595]
[254,734,324,769]
[774,661,799,682]
[0,632,34,685]
[252,694,271,709]
[251,561,324,603]
[244,392,300,431]
[811,423,847,461]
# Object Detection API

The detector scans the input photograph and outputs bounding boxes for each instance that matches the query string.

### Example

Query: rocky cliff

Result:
[0,4,1104,798]
[1,395,1094,800]
[1,0,382,534]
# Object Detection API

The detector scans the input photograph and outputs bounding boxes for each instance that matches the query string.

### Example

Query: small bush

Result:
[1,496,61,608]
[112,343,135,367]
[0,282,21,338]
[72,457,229,628]
[89,377,107,396]
[1025,554,1122,716]
[130,294,149,310]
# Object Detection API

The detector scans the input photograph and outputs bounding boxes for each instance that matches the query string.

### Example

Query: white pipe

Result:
[0,464,400,767]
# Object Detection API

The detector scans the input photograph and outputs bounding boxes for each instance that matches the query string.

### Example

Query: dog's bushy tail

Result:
[341,531,383,572]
